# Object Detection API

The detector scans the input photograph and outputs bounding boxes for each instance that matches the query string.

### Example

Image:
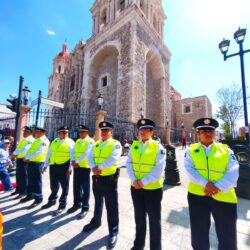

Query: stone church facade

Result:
[48,0,171,138]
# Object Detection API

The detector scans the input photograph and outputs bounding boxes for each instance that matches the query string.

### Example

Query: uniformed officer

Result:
[184,117,239,250]
[82,121,122,249]
[21,126,50,209]
[126,118,166,250]
[67,125,94,219]
[11,126,34,198]
[41,126,75,216]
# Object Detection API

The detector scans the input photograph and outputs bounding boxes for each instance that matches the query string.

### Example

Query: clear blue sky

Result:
[0,0,250,125]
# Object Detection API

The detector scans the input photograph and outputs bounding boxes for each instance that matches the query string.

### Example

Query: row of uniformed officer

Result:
[20,126,50,209]
[11,126,34,198]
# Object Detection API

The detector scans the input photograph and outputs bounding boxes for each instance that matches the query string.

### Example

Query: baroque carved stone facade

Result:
[48,0,171,131]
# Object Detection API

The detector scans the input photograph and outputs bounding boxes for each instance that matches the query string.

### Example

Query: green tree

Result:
[215,83,243,138]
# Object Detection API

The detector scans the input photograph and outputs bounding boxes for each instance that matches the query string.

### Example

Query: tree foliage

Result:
[215,83,243,138]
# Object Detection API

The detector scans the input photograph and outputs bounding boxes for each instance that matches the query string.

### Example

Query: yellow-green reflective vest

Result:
[74,137,94,168]
[26,137,49,162]
[131,140,162,190]
[93,139,118,176]
[50,138,71,165]
[189,143,237,203]
[16,136,34,158]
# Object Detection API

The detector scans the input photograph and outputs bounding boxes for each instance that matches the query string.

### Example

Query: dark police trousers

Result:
[48,161,70,207]
[188,193,237,250]
[131,187,163,250]
[73,167,91,211]
[91,171,119,237]
[16,158,28,194]
[27,161,44,201]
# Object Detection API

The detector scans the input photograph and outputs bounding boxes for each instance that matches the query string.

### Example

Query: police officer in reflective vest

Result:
[126,118,166,250]
[184,118,239,250]
[11,126,34,198]
[42,126,75,216]
[21,126,50,209]
[83,121,122,250]
[67,125,94,219]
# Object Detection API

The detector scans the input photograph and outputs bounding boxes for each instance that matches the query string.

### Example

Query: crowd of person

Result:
[0,117,240,250]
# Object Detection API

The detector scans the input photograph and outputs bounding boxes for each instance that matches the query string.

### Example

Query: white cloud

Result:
[46,29,55,36]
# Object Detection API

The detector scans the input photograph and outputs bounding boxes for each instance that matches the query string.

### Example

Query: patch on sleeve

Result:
[161,149,165,155]
[115,144,120,149]
[42,142,47,146]
[184,152,187,158]
[231,154,237,160]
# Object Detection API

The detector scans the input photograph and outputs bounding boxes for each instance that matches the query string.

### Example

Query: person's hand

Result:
[66,169,72,176]
[133,180,144,189]
[8,162,14,168]
[92,167,101,175]
[205,182,220,196]
[10,153,16,159]
[23,159,30,163]
[71,161,79,168]
[41,167,47,174]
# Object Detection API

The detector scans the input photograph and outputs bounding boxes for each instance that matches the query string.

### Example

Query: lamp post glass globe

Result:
[22,86,31,105]
[97,93,104,110]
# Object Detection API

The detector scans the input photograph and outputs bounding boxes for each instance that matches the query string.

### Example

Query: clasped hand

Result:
[205,182,220,196]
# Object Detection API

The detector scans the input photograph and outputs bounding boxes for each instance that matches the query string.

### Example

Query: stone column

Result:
[17,105,32,143]
[165,123,171,145]
[93,110,107,141]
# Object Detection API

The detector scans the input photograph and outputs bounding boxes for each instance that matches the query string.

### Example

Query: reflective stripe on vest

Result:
[74,137,94,168]
[26,137,49,162]
[131,140,162,190]
[189,143,237,203]
[16,136,34,158]
[50,138,71,165]
[93,139,118,176]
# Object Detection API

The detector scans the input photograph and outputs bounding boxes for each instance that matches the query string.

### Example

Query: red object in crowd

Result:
[0,182,16,191]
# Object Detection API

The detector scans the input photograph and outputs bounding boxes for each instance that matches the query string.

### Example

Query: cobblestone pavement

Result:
[0,147,249,250]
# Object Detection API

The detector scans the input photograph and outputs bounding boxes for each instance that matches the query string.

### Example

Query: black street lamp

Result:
[22,86,31,105]
[219,27,250,145]
[97,93,104,110]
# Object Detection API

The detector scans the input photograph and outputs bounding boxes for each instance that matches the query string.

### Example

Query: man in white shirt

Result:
[41,126,75,216]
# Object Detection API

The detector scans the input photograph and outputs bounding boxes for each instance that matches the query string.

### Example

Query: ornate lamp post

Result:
[22,86,31,105]
[219,27,250,145]
[97,93,104,110]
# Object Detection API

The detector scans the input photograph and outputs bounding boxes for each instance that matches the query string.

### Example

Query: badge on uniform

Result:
[115,145,120,149]
[194,149,200,153]
[134,146,139,150]
[96,144,99,147]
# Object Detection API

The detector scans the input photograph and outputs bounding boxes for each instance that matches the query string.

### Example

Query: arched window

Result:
[101,8,107,26]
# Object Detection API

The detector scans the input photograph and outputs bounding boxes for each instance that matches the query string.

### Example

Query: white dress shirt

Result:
[126,138,166,186]
[74,136,94,163]
[44,137,75,168]
[184,142,239,192]
[13,135,34,156]
[88,137,122,169]
[24,135,49,161]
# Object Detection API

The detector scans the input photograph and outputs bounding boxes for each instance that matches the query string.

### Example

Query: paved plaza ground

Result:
[0,147,249,250]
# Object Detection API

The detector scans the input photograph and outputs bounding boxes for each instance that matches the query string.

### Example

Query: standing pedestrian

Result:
[0,139,13,192]
[21,126,50,209]
[41,126,75,216]
[11,126,34,198]
[82,121,122,249]
[126,118,166,250]
[184,117,239,250]
[67,125,94,219]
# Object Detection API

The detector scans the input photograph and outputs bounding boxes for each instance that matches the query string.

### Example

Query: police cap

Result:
[34,126,47,132]
[78,124,89,131]
[193,117,219,130]
[57,126,69,132]
[99,121,114,130]
[137,118,155,129]
[23,126,32,132]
